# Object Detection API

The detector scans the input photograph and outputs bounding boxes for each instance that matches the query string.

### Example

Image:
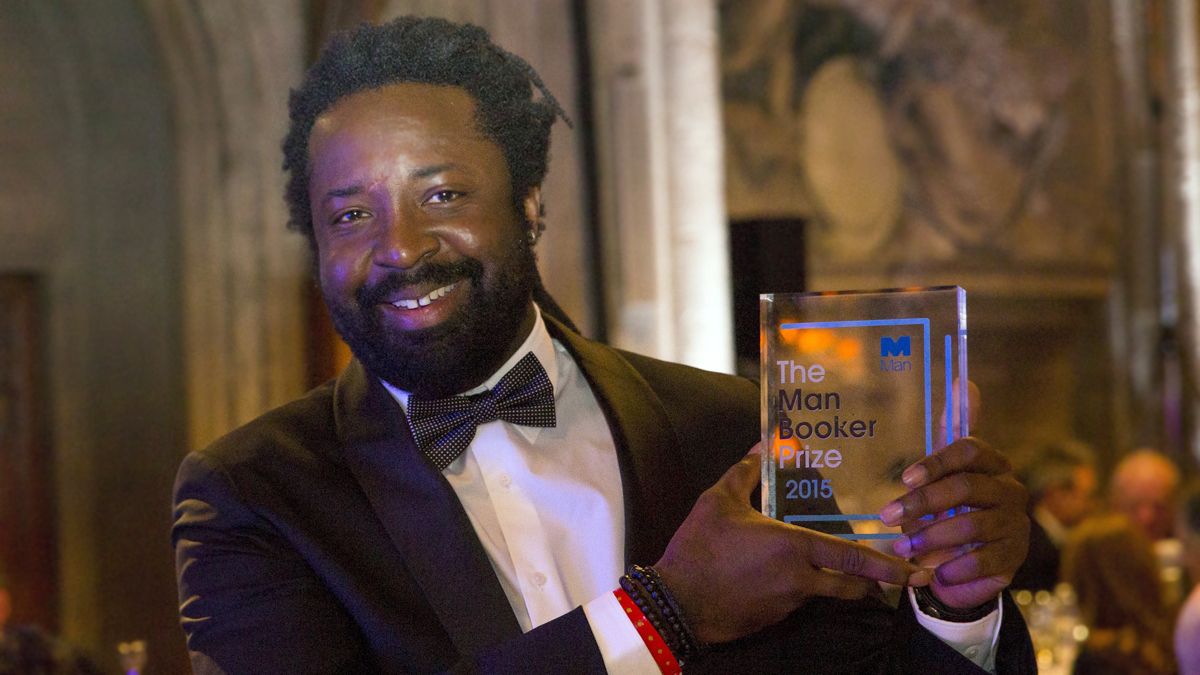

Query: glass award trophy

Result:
[760,287,968,542]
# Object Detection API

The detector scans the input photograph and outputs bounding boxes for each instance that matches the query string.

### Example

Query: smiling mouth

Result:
[390,281,460,310]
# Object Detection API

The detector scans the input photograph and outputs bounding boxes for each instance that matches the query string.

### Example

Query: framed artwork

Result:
[721,0,1120,289]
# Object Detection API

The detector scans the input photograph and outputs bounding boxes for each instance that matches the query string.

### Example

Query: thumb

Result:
[936,379,982,447]
[715,442,763,499]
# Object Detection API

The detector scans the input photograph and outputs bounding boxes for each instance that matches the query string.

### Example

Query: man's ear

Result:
[522,187,543,231]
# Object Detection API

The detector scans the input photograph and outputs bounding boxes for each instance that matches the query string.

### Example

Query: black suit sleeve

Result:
[174,452,608,675]
[457,607,603,675]
[174,452,375,674]
[684,592,1035,674]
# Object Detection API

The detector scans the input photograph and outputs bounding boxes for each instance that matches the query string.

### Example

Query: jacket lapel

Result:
[334,360,522,657]
[544,316,695,567]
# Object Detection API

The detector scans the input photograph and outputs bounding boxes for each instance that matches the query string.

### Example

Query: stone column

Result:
[588,0,734,372]
[1110,0,1166,451]
[1165,0,1200,462]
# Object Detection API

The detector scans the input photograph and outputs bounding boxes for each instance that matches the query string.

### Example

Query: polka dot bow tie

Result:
[406,352,557,471]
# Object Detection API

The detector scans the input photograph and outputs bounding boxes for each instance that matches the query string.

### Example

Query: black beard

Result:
[324,236,538,398]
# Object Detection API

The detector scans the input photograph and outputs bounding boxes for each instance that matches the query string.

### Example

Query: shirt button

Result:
[532,572,547,587]
[498,473,512,489]
[965,646,979,659]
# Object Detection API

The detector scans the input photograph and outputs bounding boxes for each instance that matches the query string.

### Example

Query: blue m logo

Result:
[880,336,911,358]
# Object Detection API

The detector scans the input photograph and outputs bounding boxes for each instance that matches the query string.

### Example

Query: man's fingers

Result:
[882,473,1015,525]
[802,569,875,601]
[967,381,981,427]
[934,379,981,447]
[899,437,1010,489]
[797,531,929,587]
[931,545,1021,587]
[715,442,764,499]
[892,510,1010,557]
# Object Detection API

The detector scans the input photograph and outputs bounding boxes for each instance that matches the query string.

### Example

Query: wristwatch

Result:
[913,586,998,623]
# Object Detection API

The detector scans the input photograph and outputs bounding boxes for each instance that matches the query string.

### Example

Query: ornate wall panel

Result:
[722,0,1121,294]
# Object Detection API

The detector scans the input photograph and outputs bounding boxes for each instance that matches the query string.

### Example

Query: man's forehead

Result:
[316,82,480,135]
[306,83,495,179]
[303,81,516,204]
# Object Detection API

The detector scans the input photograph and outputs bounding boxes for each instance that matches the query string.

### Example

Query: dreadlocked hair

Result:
[281,16,570,251]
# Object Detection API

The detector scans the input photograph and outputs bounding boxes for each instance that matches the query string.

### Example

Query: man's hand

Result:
[654,444,931,645]
[881,437,1030,610]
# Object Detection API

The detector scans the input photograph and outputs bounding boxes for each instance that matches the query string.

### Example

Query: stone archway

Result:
[144,1,310,451]
[1,0,189,670]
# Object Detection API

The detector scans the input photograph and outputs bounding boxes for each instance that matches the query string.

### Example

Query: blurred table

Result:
[1013,585,1086,675]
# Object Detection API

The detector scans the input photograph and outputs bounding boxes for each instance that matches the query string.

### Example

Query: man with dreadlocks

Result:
[173,16,1034,674]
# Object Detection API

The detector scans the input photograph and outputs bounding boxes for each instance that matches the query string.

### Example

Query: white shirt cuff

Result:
[582,591,662,674]
[907,587,1002,673]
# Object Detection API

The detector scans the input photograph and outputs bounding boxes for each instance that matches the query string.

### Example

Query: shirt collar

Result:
[1033,505,1068,546]
[380,304,559,442]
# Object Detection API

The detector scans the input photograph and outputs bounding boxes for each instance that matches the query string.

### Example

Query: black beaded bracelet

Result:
[619,573,682,656]
[637,566,703,656]
[626,567,687,657]
[620,564,705,664]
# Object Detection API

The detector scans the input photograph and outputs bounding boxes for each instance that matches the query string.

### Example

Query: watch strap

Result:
[913,586,998,623]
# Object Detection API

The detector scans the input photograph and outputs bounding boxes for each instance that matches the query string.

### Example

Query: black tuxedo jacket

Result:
[1010,514,1059,592]
[173,316,1035,673]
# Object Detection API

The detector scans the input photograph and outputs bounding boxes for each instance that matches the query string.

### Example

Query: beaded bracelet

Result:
[619,571,682,657]
[634,566,703,656]
[619,571,685,661]
[619,564,705,664]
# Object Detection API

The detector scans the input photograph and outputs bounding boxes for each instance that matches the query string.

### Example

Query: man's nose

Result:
[1137,504,1159,526]
[373,208,438,268]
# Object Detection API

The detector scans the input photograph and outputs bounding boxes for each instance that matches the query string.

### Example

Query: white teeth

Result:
[392,282,457,310]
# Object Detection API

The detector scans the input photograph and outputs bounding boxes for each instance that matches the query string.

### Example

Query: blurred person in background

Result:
[1111,448,1181,541]
[1111,448,1186,603]
[0,568,56,675]
[1012,440,1099,591]
[1175,481,1200,675]
[1063,513,1178,675]
[0,569,100,675]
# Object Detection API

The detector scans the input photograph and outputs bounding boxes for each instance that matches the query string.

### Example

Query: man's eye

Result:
[427,190,462,204]
[334,209,369,225]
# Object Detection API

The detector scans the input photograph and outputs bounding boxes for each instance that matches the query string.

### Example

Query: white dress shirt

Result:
[383,308,658,672]
[383,306,999,672]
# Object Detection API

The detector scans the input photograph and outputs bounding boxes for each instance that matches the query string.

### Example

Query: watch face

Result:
[800,56,902,260]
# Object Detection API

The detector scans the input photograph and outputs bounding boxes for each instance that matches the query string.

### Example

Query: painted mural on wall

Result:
[721,0,1117,284]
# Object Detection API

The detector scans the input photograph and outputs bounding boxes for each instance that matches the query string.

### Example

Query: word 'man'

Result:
[776,388,840,412]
